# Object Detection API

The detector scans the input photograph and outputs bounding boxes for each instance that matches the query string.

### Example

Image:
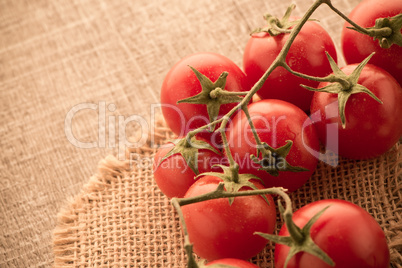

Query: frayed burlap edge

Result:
[52,119,175,267]
[53,155,130,267]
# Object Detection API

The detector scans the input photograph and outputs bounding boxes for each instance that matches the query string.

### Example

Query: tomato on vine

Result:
[153,136,222,198]
[309,59,402,160]
[160,52,250,145]
[182,175,276,261]
[267,199,390,268]
[226,99,320,192]
[341,0,402,86]
[243,5,337,112]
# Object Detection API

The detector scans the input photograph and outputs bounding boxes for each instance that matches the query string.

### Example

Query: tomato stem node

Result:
[348,14,402,48]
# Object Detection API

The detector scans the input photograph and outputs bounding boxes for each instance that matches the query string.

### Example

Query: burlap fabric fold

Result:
[53,119,402,267]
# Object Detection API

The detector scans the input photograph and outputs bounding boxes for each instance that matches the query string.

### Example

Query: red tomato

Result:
[275,199,390,268]
[243,20,337,112]
[206,258,259,267]
[182,175,276,261]
[310,63,402,159]
[160,52,250,144]
[153,138,222,198]
[341,0,402,86]
[226,99,319,192]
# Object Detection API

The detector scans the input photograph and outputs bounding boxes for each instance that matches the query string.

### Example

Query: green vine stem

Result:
[241,105,263,148]
[210,88,248,99]
[322,0,372,36]
[186,119,223,137]
[217,125,240,183]
[171,198,199,268]
[280,62,352,89]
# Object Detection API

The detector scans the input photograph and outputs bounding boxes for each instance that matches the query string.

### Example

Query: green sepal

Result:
[256,206,335,268]
[348,13,402,48]
[250,141,309,177]
[157,136,221,175]
[251,4,318,36]
[177,66,243,131]
[197,165,268,205]
[301,52,382,128]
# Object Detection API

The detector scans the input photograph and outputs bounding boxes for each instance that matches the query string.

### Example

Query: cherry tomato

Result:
[243,20,337,112]
[160,52,250,144]
[226,99,319,192]
[206,258,259,267]
[341,0,402,86]
[275,199,390,268]
[153,137,222,198]
[310,63,402,159]
[182,175,276,261]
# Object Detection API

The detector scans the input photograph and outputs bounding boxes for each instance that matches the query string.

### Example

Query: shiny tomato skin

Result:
[275,199,390,268]
[206,258,259,267]
[310,63,402,160]
[341,0,402,86]
[182,175,276,261]
[153,138,222,198]
[226,99,319,192]
[243,20,337,112]
[160,52,250,140]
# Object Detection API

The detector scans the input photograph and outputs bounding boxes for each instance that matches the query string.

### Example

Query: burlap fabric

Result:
[2,0,401,266]
[53,117,402,267]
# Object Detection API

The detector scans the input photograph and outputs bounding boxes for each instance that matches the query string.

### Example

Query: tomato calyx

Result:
[301,52,382,128]
[197,165,268,205]
[239,105,309,177]
[177,66,245,131]
[251,4,298,36]
[348,13,402,49]
[257,204,335,268]
[157,136,221,175]
[250,141,309,176]
[251,4,318,37]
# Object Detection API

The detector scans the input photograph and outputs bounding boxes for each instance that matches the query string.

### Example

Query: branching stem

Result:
[242,105,263,148]
[323,1,370,34]
[170,1,375,266]
[171,199,199,268]
[280,63,352,89]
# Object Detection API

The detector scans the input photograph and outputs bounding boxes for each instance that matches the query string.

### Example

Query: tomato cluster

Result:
[153,0,401,267]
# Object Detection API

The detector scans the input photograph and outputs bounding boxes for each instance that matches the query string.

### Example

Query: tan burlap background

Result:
[53,118,402,267]
[1,0,401,267]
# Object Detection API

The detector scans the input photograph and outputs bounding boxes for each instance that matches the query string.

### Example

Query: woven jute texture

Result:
[53,118,402,267]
